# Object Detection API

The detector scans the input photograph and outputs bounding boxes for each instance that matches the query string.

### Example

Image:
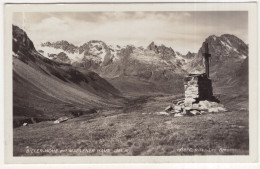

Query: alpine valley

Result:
[12,25,249,156]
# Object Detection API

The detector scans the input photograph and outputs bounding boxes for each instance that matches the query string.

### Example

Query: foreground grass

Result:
[13,94,248,156]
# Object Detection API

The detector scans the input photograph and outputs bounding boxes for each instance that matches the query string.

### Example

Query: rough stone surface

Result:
[54,120,60,124]
[165,105,173,112]
[174,113,183,117]
[184,73,218,106]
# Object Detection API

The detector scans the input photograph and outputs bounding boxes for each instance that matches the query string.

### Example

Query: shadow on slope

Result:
[12,25,125,127]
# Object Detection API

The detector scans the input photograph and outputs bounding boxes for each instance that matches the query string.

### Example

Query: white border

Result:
[1,1,259,167]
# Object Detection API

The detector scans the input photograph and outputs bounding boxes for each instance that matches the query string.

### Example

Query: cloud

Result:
[13,11,248,54]
[30,17,70,31]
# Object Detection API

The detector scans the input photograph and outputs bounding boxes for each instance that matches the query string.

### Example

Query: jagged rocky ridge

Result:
[38,40,189,80]
[37,32,248,93]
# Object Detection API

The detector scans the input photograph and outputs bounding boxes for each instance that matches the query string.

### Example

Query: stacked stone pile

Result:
[184,73,216,106]
[161,99,227,117]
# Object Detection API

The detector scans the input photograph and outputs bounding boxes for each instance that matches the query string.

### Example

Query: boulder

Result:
[192,104,199,109]
[217,107,227,112]
[54,116,69,124]
[208,107,219,113]
[174,109,181,113]
[22,123,28,126]
[176,100,184,105]
[199,100,211,110]
[169,111,176,114]
[200,110,206,114]
[187,109,200,116]
[174,105,182,111]
[185,107,191,111]
[165,105,173,112]
[54,120,60,124]
[174,113,183,117]
[184,98,196,107]
[182,109,187,114]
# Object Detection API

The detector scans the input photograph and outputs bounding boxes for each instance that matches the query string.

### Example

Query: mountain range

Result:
[12,24,248,125]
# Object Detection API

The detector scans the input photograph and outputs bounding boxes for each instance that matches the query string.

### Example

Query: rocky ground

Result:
[13,93,248,156]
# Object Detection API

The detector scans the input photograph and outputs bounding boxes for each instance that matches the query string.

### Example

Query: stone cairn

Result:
[161,43,227,117]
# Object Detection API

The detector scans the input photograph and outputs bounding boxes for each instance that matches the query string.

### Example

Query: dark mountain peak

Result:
[185,51,196,59]
[89,40,104,44]
[186,33,248,75]
[42,41,52,46]
[147,42,158,52]
[147,41,166,49]
[220,34,238,39]
[13,25,36,53]
[147,42,175,56]
[199,34,248,57]
[78,40,110,55]
[119,45,134,57]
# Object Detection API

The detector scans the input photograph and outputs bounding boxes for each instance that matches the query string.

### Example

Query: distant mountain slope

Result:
[38,40,188,77]
[98,43,186,79]
[13,25,124,122]
[35,33,248,96]
[186,34,248,93]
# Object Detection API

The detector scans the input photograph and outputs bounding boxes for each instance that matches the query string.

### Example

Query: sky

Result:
[13,11,248,54]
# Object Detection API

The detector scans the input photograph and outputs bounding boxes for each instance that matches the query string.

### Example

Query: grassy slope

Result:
[13,56,125,122]
[13,52,248,156]
[13,93,248,156]
[105,74,185,98]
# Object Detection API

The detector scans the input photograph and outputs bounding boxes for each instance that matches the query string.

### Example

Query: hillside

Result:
[13,26,249,156]
[38,41,190,95]
[185,34,248,93]
[13,25,125,126]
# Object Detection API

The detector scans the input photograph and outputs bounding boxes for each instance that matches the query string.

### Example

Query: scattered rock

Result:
[200,111,206,114]
[174,113,183,117]
[208,107,219,113]
[199,100,211,110]
[176,100,184,105]
[208,106,227,113]
[218,107,227,112]
[54,120,60,124]
[165,105,173,112]
[174,109,181,113]
[54,116,69,124]
[184,98,196,107]
[191,110,200,115]
[185,107,191,110]
[174,105,182,111]
[187,109,200,116]
[160,99,226,118]
[156,111,170,116]
[192,104,199,109]
[169,111,176,114]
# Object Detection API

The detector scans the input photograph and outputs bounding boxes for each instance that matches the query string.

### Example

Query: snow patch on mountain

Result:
[37,45,84,62]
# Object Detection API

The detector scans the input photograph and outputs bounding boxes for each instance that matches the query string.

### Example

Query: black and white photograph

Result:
[3,2,258,164]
